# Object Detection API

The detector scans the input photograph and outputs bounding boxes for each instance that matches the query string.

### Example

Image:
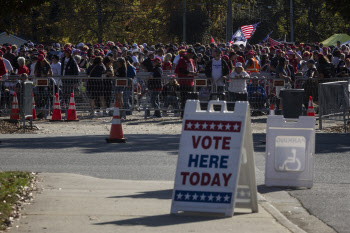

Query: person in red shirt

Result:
[17,57,30,76]
[175,48,197,117]
[162,53,173,71]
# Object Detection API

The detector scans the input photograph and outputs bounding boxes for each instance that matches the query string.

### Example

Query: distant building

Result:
[0,32,27,46]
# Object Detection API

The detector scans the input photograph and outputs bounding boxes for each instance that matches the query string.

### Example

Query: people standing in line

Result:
[175,48,197,118]
[60,47,79,108]
[204,47,229,93]
[147,57,163,118]
[86,56,106,116]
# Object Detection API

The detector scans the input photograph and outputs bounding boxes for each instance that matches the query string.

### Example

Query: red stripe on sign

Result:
[184,120,241,132]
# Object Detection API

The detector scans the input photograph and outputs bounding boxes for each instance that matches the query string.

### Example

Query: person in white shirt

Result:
[2,57,13,80]
[154,48,164,61]
[228,62,249,102]
[30,56,37,77]
[50,55,62,87]
[131,49,140,66]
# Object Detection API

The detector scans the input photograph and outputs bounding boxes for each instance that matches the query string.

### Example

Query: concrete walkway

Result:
[9,173,300,233]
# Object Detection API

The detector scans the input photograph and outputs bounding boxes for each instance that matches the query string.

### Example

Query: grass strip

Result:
[0,171,33,231]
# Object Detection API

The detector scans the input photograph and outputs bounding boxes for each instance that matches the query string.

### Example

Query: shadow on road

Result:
[0,134,181,154]
[94,212,250,227]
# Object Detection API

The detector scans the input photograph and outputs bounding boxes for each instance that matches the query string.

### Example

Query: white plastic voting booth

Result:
[265,115,315,188]
[171,100,258,216]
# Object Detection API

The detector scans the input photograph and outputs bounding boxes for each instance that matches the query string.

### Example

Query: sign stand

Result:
[171,100,258,216]
[265,115,315,188]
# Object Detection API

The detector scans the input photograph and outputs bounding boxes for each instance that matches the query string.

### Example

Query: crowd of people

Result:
[0,39,349,118]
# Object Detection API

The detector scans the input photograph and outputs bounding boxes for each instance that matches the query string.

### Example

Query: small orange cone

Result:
[10,92,20,120]
[307,96,315,117]
[66,93,78,121]
[269,104,275,116]
[26,94,37,120]
[51,93,62,121]
[106,101,127,143]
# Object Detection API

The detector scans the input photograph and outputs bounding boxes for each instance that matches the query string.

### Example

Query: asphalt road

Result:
[0,133,349,232]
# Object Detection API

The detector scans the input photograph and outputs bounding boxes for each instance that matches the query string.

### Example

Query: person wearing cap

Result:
[141,51,154,72]
[286,50,298,73]
[245,50,260,73]
[204,47,229,93]
[228,62,250,102]
[174,48,197,117]
[34,54,52,78]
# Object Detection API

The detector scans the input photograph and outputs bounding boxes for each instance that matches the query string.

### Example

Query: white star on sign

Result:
[194,122,200,129]
[216,194,222,202]
[208,194,214,201]
[225,123,231,130]
[200,193,206,201]
[185,193,191,200]
[224,195,230,202]
[186,122,192,129]
[192,193,198,200]
[217,123,223,130]
[202,122,208,129]
[177,192,183,200]
[233,123,239,131]
[210,123,216,129]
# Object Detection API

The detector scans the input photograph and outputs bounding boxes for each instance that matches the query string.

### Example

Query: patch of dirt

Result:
[0,120,39,134]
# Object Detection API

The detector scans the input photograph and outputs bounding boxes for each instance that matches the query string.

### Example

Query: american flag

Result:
[240,22,260,40]
[268,37,281,47]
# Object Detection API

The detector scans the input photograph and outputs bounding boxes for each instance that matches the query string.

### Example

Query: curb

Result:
[258,193,307,233]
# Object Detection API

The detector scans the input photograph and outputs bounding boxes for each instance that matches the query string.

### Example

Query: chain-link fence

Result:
[1,74,350,122]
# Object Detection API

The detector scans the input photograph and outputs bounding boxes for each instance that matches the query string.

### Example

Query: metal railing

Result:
[1,74,350,123]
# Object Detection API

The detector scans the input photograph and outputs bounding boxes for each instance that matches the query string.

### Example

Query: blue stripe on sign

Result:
[174,190,232,204]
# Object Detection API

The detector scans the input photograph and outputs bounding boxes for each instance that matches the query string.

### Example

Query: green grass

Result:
[0,171,33,230]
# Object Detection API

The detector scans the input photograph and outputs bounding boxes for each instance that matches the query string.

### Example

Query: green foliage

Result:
[0,171,33,230]
[1,0,349,44]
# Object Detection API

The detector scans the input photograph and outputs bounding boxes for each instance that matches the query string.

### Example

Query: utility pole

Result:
[226,0,233,42]
[96,0,103,43]
[290,0,294,43]
[183,0,186,43]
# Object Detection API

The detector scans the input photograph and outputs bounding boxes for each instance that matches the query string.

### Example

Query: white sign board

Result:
[171,100,258,216]
[265,116,315,188]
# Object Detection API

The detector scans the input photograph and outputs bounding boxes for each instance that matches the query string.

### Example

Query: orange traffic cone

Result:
[269,104,275,116]
[10,92,19,120]
[106,101,127,143]
[307,96,315,117]
[26,94,37,120]
[51,93,62,121]
[66,93,78,121]
[10,92,20,120]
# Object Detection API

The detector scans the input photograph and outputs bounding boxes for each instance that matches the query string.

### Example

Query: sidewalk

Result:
[8,173,303,233]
